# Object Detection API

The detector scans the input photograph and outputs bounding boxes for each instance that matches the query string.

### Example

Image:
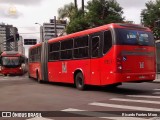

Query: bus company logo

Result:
[62,62,67,73]
[2,112,11,117]
[139,62,144,68]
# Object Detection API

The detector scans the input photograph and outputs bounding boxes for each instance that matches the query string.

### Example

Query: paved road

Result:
[0,74,160,120]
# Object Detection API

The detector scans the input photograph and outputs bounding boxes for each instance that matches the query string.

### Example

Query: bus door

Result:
[90,32,102,85]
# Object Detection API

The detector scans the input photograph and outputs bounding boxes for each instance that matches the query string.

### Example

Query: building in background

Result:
[40,19,67,42]
[0,25,6,52]
[18,36,25,55]
[10,27,19,51]
[0,23,19,53]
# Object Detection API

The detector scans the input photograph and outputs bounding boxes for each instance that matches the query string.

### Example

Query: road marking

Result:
[62,108,147,120]
[127,95,160,99]
[26,117,53,120]
[152,92,160,95]
[62,108,108,117]
[100,117,148,120]
[110,98,160,104]
[89,102,160,111]
[62,108,85,111]
[153,89,160,91]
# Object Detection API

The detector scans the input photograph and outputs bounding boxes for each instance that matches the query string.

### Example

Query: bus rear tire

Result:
[75,72,85,90]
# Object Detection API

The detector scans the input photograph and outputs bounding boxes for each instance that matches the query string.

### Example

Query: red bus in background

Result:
[28,23,156,90]
[0,51,27,76]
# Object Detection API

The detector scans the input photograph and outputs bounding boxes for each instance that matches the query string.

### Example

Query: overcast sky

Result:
[0,0,155,56]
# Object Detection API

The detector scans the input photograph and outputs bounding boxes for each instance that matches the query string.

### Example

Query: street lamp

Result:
[35,23,44,42]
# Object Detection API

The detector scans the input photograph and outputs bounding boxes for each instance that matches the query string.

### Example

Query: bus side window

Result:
[49,42,60,61]
[91,36,100,58]
[103,30,112,54]
[74,36,89,59]
[60,39,73,60]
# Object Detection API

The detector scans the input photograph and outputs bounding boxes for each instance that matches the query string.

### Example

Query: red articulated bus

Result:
[0,51,27,76]
[28,23,156,90]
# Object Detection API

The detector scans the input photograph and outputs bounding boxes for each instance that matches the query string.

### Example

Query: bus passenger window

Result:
[74,36,89,59]
[103,30,112,54]
[60,39,73,60]
[49,42,60,61]
[91,36,100,57]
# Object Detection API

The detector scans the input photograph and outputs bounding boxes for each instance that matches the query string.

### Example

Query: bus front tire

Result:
[75,72,85,90]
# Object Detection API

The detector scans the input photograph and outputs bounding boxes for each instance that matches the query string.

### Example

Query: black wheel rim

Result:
[77,76,83,87]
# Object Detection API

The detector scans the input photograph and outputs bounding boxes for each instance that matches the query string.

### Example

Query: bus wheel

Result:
[75,72,85,90]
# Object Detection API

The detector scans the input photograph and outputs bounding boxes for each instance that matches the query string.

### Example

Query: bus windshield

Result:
[2,57,21,67]
[115,28,154,46]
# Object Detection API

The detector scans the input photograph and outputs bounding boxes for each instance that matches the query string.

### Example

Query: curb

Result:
[152,79,160,83]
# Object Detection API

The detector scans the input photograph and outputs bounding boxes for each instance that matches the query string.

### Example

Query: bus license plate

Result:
[139,75,145,79]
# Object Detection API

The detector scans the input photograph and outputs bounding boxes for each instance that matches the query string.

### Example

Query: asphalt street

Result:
[0,74,160,120]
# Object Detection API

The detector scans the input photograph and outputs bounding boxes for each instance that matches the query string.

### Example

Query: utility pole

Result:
[54,16,57,37]
[40,26,44,42]
[10,27,17,51]
[82,0,84,14]
[35,23,44,42]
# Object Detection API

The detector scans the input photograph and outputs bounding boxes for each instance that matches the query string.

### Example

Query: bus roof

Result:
[29,23,151,49]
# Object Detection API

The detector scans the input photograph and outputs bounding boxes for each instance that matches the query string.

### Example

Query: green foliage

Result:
[58,3,76,20]
[86,0,124,27]
[58,0,124,34]
[141,0,160,39]
[66,11,90,34]
[65,8,89,34]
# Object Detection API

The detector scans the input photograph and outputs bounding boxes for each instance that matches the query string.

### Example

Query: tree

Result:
[58,3,76,20]
[141,0,160,40]
[74,0,78,10]
[58,0,124,34]
[86,0,124,27]
[82,0,84,13]
[66,10,90,33]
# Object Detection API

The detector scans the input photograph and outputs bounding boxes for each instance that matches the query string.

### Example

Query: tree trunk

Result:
[74,0,77,10]
[82,0,84,13]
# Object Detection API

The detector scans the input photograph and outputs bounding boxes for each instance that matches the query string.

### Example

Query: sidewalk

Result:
[154,74,160,83]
